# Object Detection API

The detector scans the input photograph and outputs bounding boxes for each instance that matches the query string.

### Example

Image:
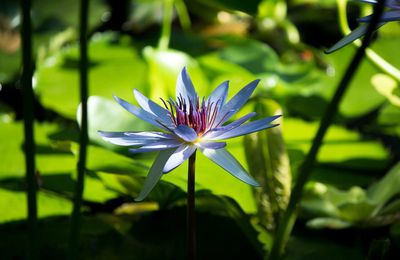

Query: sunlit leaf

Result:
[0,189,73,223]
[283,118,389,177]
[143,46,209,99]
[35,33,148,119]
[77,96,150,147]
[0,121,76,179]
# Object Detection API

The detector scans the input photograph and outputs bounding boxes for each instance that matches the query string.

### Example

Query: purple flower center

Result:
[161,95,219,134]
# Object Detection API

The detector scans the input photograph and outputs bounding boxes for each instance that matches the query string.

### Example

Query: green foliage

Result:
[283,118,389,178]
[78,96,150,147]
[35,33,148,119]
[143,46,209,99]
[302,162,400,229]
[2,0,400,257]
[194,0,262,14]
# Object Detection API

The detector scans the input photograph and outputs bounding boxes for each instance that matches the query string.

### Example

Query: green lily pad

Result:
[283,118,389,171]
[0,121,76,179]
[0,188,73,223]
[77,96,150,148]
[0,120,122,221]
[35,33,148,119]
[143,46,209,99]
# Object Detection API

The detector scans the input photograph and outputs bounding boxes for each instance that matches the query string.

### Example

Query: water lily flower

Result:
[99,67,280,201]
[327,0,399,53]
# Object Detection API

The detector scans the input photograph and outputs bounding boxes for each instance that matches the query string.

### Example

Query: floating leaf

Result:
[77,96,150,148]
[35,33,148,119]
[143,46,209,99]
[0,189,72,223]
[283,118,389,183]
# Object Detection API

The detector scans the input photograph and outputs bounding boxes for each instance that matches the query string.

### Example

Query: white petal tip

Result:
[113,95,121,102]
[162,166,173,173]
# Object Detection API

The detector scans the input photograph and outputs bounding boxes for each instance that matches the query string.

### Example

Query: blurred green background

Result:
[1,0,400,259]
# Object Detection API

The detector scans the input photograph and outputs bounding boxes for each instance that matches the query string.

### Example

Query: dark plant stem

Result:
[269,1,387,259]
[69,0,89,259]
[187,152,197,260]
[20,0,37,258]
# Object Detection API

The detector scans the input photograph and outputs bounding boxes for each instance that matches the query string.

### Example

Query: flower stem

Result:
[175,0,191,31]
[69,0,89,259]
[20,0,38,258]
[158,0,174,50]
[268,1,387,259]
[187,152,197,260]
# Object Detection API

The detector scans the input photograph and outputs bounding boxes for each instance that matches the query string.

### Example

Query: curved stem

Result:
[158,0,174,50]
[69,0,89,259]
[175,0,191,31]
[269,1,387,259]
[20,0,38,258]
[338,0,400,81]
[187,152,197,260]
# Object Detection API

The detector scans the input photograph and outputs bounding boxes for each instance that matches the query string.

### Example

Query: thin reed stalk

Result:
[20,0,38,258]
[68,0,89,258]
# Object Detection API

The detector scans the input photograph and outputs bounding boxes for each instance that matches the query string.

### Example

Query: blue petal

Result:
[325,23,386,53]
[358,10,400,23]
[135,149,176,201]
[358,0,378,4]
[209,115,281,140]
[219,112,256,131]
[163,145,197,173]
[133,89,174,127]
[199,148,260,186]
[125,132,175,139]
[387,0,400,9]
[176,67,197,104]
[98,131,173,146]
[172,125,198,142]
[113,95,165,129]
[129,139,181,153]
[215,79,260,126]
[196,141,226,149]
[208,80,229,110]
[204,112,256,139]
